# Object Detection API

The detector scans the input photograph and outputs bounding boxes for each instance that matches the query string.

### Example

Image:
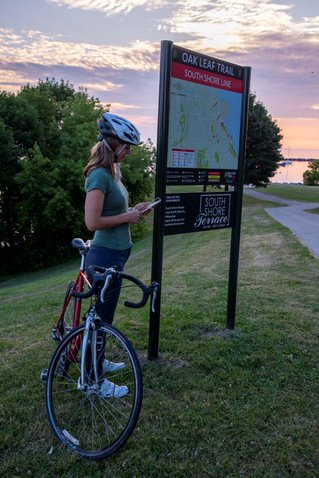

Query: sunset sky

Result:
[1,0,318,158]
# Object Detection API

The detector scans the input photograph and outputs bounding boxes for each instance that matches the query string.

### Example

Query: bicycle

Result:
[42,238,159,460]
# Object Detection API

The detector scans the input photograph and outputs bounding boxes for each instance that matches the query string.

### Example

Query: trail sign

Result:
[148,41,251,360]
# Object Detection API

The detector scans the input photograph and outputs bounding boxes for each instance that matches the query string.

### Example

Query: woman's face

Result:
[115,143,132,162]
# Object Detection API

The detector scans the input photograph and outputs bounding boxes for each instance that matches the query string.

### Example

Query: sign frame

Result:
[148,41,251,360]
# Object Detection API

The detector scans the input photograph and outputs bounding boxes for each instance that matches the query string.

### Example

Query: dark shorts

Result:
[85,245,131,323]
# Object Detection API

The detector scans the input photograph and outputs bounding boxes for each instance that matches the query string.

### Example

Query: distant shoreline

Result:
[283,158,318,162]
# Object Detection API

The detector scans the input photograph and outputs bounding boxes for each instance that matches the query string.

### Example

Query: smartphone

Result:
[142,197,161,213]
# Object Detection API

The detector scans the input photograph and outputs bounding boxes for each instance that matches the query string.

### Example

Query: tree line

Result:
[303,160,319,185]
[0,79,155,274]
[0,79,283,275]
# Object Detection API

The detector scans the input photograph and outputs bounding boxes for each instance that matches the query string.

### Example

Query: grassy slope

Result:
[1,192,319,477]
[266,184,319,202]
[254,184,319,214]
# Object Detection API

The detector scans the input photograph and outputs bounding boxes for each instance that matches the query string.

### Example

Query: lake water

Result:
[271,161,312,184]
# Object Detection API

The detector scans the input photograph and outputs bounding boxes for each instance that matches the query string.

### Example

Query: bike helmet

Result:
[98,112,140,145]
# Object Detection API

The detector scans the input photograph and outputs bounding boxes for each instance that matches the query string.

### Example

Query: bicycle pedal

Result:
[40,368,48,383]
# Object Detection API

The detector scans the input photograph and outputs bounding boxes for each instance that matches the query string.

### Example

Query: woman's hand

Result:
[134,202,152,215]
[126,208,143,224]
[85,189,143,230]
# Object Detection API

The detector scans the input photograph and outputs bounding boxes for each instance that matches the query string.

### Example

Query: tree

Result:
[121,139,156,240]
[0,79,155,274]
[0,92,40,268]
[0,79,101,272]
[303,160,319,186]
[13,81,101,269]
[245,93,284,187]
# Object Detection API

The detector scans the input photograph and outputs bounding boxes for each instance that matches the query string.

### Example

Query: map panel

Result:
[167,77,242,171]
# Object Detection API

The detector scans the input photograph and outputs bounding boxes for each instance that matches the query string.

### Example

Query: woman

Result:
[83,112,151,398]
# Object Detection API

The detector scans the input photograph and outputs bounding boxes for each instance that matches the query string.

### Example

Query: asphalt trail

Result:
[244,188,319,258]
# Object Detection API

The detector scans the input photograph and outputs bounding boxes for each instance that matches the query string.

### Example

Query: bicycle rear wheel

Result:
[45,323,143,460]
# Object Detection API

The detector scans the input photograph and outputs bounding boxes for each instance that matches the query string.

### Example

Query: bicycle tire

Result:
[45,323,143,460]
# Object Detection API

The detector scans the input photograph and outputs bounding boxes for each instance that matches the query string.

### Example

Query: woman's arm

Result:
[85,189,142,231]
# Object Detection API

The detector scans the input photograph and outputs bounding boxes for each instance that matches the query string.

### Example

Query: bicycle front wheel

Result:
[45,323,143,460]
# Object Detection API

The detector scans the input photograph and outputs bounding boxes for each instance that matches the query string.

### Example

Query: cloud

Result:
[0,67,37,91]
[83,81,123,91]
[0,29,159,72]
[302,16,319,34]
[47,0,319,50]
[165,0,294,49]
[107,102,142,110]
[38,1,319,100]
[1,0,319,147]
[48,0,168,15]
[2,1,318,77]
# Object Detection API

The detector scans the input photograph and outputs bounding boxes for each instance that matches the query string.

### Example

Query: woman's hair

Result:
[83,136,121,177]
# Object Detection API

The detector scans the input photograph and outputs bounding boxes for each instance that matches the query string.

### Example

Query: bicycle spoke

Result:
[46,323,142,459]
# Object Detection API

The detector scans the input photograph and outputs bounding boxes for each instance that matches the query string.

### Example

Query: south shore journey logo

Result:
[194,194,230,229]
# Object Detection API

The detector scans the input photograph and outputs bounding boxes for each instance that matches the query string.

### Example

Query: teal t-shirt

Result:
[85,167,132,250]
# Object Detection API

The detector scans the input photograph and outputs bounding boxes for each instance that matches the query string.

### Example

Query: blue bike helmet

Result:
[98,112,140,145]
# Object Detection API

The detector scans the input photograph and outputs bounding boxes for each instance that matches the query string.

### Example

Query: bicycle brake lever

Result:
[151,284,159,313]
[100,270,116,303]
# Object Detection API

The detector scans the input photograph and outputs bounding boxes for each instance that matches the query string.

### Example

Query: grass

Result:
[305,208,319,215]
[265,184,319,202]
[251,184,319,214]
[1,191,319,477]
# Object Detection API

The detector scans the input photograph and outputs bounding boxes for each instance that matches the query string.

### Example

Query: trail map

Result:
[168,77,242,170]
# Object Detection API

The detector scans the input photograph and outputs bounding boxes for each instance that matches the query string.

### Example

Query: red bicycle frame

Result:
[53,239,92,361]
[56,270,91,332]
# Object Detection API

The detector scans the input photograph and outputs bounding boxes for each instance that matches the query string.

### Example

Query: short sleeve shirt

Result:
[85,167,132,250]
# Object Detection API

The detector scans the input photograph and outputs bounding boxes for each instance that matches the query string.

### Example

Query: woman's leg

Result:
[85,246,131,324]
[85,246,131,384]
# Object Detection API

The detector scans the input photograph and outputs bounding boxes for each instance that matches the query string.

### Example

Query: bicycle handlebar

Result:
[121,272,153,308]
[69,266,102,299]
[70,265,159,310]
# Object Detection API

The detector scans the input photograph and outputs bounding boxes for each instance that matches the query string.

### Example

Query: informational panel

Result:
[164,192,235,235]
[148,40,251,359]
[167,45,244,186]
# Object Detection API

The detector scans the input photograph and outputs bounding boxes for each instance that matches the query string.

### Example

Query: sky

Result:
[1,0,318,159]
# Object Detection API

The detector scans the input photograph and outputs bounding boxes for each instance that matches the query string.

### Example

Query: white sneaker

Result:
[103,359,125,374]
[98,379,128,398]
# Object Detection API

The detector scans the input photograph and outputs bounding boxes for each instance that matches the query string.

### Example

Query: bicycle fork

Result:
[78,272,113,392]
[77,305,99,393]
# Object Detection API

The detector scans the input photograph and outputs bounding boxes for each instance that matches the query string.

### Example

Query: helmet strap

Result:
[115,163,121,180]
[103,137,129,164]
[116,144,127,159]
[102,138,114,153]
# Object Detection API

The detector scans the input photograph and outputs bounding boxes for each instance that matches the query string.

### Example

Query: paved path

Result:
[244,188,319,258]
